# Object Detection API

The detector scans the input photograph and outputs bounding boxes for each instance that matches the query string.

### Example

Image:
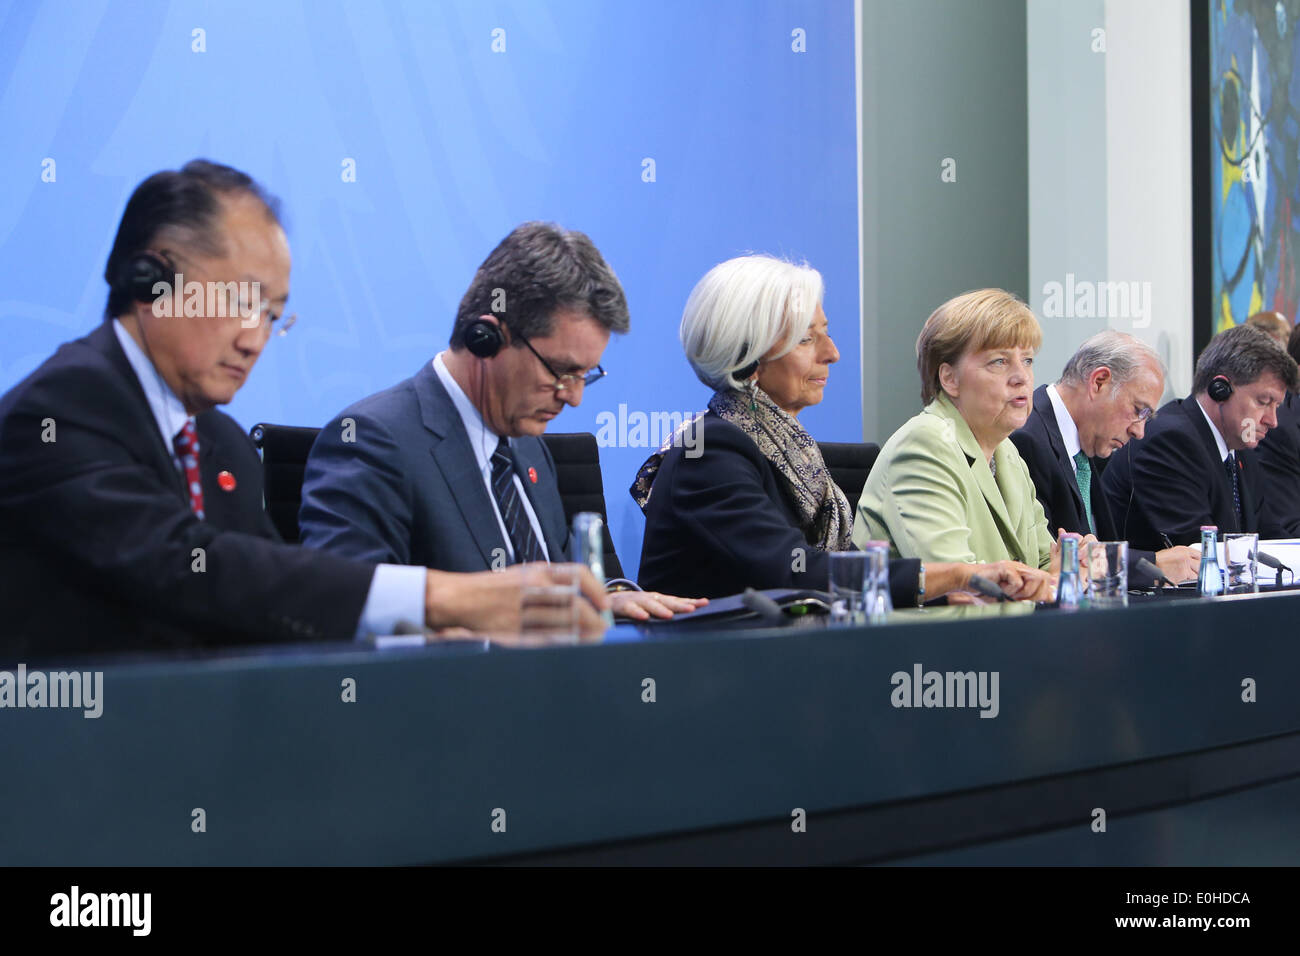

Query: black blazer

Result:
[1256,391,1300,538]
[0,322,375,661]
[1100,395,1265,552]
[1010,385,1158,584]
[635,413,921,603]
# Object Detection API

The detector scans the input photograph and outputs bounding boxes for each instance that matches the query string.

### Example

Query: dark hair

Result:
[1193,323,1300,395]
[449,222,630,348]
[103,159,282,318]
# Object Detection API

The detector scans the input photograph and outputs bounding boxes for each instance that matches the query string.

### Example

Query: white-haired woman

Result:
[631,256,1053,603]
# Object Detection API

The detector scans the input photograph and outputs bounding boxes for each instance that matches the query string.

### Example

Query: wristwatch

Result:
[916,564,926,607]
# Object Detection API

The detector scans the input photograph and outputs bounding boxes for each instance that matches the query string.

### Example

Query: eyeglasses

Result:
[244,300,298,337]
[1132,405,1155,424]
[517,333,606,392]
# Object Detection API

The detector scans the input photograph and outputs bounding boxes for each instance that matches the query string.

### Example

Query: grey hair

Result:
[1058,330,1165,387]
[1193,323,1300,394]
[679,255,824,392]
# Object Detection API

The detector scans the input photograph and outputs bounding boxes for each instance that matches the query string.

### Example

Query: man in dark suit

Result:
[1011,331,1200,584]
[1255,327,1300,538]
[1101,324,1300,552]
[298,222,705,621]
[0,163,606,661]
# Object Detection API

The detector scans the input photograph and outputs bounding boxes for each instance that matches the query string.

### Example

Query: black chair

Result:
[540,432,625,579]
[249,423,322,542]
[817,441,881,508]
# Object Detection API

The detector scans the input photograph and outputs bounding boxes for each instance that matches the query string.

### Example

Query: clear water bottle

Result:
[862,540,893,624]
[572,512,615,625]
[1198,525,1223,596]
[1057,534,1082,609]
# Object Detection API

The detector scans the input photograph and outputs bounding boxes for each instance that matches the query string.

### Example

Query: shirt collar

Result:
[433,351,501,475]
[111,318,191,450]
[1046,384,1083,471]
[1196,396,1232,462]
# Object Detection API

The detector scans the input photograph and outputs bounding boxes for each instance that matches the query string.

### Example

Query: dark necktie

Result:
[490,437,544,564]
[1073,451,1096,535]
[173,419,205,519]
[1224,453,1242,527]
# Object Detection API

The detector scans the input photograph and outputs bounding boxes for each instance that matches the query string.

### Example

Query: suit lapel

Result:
[1182,398,1237,528]
[1034,385,1087,523]
[936,396,1022,558]
[414,364,509,568]
[88,322,188,503]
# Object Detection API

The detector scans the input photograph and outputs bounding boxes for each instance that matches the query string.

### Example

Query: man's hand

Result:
[423,563,610,643]
[1155,545,1200,584]
[967,560,1055,603]
[609,590,709,620]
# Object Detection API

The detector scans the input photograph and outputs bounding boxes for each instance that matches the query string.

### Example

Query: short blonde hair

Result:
[680,255,823,392]
[916,289,1042,405]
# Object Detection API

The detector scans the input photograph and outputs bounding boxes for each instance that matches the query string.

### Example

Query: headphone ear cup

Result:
[464,318,504,358]
[124,252,171,304]
[1209,375,1233,403]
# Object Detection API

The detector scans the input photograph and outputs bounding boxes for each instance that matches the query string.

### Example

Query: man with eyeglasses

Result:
[299,221,705,620]
[1011,330,1201,585]
[1102,323,1300,556]
[0,164,611,660]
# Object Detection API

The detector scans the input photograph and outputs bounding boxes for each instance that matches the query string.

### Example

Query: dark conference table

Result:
[3,589,1300,866]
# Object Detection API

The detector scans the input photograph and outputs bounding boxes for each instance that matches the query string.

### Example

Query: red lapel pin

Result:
[218,470,237,492]
[528,467,538,484]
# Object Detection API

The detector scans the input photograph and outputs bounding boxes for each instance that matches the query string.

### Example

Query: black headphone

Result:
[464,315,505,358]
[1208,374,1234,402]
[114,250,176,308]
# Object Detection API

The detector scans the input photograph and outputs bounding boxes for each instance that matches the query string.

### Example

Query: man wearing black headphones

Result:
[0,162,609,660]
[299,222,705,620]
[1101,324,1300,551]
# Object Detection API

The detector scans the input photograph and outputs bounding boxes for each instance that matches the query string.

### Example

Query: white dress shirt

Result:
[433,351,550,562]
[113,319,425,640]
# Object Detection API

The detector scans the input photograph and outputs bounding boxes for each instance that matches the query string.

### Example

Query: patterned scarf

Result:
[630,384,854,551]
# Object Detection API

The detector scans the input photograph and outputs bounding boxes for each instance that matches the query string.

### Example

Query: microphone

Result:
[741,588,786,626]
[1136,557,1177,588]
[1253,550,1293,586]
[967,574,1012,602]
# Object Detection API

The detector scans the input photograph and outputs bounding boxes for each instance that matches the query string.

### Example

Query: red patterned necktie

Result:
[173,419,206,519]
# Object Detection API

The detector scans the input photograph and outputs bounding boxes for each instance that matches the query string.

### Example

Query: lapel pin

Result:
[528,467,538,484]
[218,470,237,492]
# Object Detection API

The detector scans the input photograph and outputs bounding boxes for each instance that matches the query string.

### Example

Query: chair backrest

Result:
[817,441,881,509]
[249,423,321,543]
[540,432,625,580]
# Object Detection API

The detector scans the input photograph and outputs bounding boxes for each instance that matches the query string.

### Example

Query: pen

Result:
[1159,532,1175,550]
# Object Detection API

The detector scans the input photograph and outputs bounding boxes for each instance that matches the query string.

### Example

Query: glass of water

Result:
[1085,540,1128,607]
[1223,533,1259,594]
[828,552,869,625]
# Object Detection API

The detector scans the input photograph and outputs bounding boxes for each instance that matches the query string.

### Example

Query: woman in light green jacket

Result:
[854,289,1059,572]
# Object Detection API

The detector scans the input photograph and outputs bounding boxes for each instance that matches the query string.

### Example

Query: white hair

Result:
[1058,330,1165,387]
[679,255,824,392]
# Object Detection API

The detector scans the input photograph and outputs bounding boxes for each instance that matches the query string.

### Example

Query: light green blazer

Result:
[853,393,1053,569]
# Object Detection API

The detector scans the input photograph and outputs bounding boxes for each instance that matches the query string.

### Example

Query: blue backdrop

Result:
[0,0,860,580]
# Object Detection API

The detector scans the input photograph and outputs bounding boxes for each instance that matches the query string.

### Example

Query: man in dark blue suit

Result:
[299,223,705,620]
[1255,326,1300,538]
[0,164,607,660]
[1101,324,1300,551]
[1010,331,1200,584]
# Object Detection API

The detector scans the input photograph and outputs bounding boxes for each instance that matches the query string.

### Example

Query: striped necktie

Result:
[1224,453,1242,527]
[490,437,544,564]
[1073,451,1095,535]
[173,419,205,519]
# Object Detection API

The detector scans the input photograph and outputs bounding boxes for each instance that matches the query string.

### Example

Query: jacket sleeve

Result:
[857,419,981,564]
[1128,424,1219,546]
[299,410,415,566]
[0,366,375,643]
